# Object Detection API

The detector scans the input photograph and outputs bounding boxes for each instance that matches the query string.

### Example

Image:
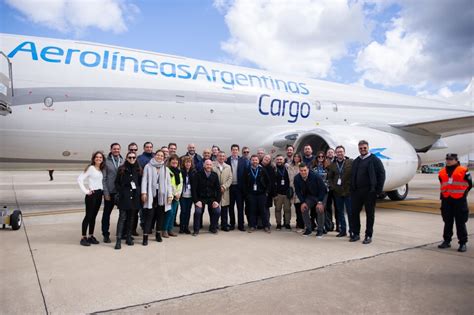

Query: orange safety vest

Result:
[439,166,469,199]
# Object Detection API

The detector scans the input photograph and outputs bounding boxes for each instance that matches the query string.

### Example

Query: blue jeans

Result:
[179,197,193,232]
[163,200,179,232]
[193,201,221,233]
[335,195,352,234]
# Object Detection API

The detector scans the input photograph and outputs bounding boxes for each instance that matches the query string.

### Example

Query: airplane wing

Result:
[390,113,474,137]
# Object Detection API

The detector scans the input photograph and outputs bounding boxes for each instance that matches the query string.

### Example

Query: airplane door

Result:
[0,52,13,116]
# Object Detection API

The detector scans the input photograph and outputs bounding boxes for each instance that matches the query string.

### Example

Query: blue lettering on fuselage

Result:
[7,40,312,96]
[258,94,311,123]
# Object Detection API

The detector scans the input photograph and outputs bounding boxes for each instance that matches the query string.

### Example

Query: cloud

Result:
[5,0,139,36]
[216,0,370,78]
[356,0,474,89]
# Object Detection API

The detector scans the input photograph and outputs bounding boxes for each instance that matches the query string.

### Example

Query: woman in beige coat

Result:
[287,153,304,231]
[213,151,233,231]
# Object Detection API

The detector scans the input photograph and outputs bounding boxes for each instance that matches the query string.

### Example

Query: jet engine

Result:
[291,125,418,200]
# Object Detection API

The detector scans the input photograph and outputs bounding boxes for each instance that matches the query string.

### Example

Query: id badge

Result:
[337,178,342,186]
[187,184,191,190]
[281,179,285,186]
[253,184,257,191]
[131,181,137,189]
[448,178,453,184]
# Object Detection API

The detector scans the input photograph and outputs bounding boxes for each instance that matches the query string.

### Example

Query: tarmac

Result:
[0,171,473,315]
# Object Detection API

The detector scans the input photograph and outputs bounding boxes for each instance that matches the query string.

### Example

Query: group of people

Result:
[76,140,471,253]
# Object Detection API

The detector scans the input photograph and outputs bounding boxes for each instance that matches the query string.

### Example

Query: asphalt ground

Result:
[0,172,473,314]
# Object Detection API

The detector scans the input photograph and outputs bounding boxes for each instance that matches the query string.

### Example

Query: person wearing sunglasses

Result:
[350,140,385,244]
[437,153,472,252]
[114,152,142,249]
[310,151,330,236]
[241,147,251,160]
[128,142,139,153]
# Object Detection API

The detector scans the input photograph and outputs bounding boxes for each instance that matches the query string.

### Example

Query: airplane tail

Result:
[447,77,473,108]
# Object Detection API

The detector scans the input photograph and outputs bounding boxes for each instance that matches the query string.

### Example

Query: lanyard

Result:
[250,167,260,183]
[336,160,345,175]
[277,167,285,178]
[112,156,121,169]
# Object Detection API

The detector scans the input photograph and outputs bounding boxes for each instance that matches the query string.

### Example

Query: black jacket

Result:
[243,165,270,196]
[274,165,290,196]
[294,170,327,203]
[192,170,222,203]
[115,162,141,210]
[350,154,385,194]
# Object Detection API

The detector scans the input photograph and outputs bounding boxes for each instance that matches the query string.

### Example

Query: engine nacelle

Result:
[293,125,418,192]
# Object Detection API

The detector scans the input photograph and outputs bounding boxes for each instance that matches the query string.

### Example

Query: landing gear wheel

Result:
[10,210,22,230]
[387,184,409,201]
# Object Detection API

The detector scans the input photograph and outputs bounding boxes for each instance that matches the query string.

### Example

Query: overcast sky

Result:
[1,0,472,102]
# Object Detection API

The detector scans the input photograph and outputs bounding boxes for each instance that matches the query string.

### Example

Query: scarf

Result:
[149,158,167,206]
[170,166,181,185]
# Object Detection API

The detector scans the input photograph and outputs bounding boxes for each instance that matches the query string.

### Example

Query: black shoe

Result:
[316,230,323,238]
[156,233,162,242]
[363,236,372,244]
[238,227,246,232]
[458,244,467,252]
[103,235,111,243]
[126,236,134,246]
[114,241,121,250]
[303,229,312,236]
[179,229,184,234]
[192,231,199,236]
[276,224,282,230]
[184,229,191,235]
[438,241,451,249]
[349,235,360,242]
[336,232,347,237]
[284,224,292,230]
[142,235,148,246]
[322,228,328,234]
[210,228,218,234]
[257,225,263,230]
[80,238,90,246]
[88,236,99,244]
[229,225,235,231]
[221,226,229,232]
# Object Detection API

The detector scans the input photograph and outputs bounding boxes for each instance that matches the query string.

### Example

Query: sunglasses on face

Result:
[128,156,136,160]
[243,151,249,154]
[318,155,325,158]
[359,147,368,150]
[129,149,137,152]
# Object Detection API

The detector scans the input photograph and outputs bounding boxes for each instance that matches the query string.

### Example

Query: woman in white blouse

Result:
[77,151,106,246]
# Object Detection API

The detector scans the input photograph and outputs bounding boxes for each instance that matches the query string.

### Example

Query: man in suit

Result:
[226,144,250,231]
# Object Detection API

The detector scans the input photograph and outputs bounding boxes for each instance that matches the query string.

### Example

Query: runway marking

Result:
[23,209,84,217]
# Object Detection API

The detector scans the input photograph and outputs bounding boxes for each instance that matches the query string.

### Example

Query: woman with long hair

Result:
[141,150,173,245]
[163,154,183,238]
[311,151,330,232]
[179,156,194,234]
[114,151,141,249]
[77,151,106,246]
[288,153,304,231]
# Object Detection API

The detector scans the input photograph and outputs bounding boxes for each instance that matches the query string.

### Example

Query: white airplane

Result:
[0,33,473,200]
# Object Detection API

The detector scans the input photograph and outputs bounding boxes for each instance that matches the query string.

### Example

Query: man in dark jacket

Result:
[243,155,271,232]
[226,144,250,231]
[294,163,327,236]
[273,155,291,230]
[182,143,204,171]
[261,154,275,228]
[327,145,353,238]
[350,140,386,244]
[192,159,222,235]
[102,143,124,243]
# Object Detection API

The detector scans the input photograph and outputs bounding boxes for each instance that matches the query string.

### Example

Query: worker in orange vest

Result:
[437,153,472,252]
